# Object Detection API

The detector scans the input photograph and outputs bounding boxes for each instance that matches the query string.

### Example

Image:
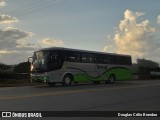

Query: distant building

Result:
[150,67,160,79]
[137,58,159,68]
[132,58,159,80]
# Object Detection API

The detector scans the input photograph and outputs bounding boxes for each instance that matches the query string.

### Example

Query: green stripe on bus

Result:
[73,67,132,82]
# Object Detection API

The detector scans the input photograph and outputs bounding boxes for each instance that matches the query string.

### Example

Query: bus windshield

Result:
[32,50,63,72]
[32,51,49,72]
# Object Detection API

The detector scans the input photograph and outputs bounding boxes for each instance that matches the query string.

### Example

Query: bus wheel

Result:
[63,74,73,86]
[48,82,56,86]
[106,74,115,84]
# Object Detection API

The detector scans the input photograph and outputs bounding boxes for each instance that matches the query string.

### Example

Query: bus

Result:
[29,47,132,86]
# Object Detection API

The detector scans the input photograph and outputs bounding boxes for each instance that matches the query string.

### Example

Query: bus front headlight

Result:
[31,65,34,71]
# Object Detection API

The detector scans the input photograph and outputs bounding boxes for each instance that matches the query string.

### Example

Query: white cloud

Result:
[0,27,35,52]
[0,27,33,39]
[0,0,40,64]
[40,38,64,47]
[0,27,65,64]
[104,10,160,63]
[0,14,18,24]
[0,27,38,64]
[0,50,15,54]
[103,45,115,53]
[16,41,39,50]
[0,30,66,64]
[0,0,5,7]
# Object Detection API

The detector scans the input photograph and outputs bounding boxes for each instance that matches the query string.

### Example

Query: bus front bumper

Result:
[31,75,49,83]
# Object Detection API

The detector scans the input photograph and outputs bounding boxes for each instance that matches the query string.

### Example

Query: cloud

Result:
[0,14,18,24]
[0,0,5,7]
[0,27,65,64]
[0,50,15,54]
[0,27,38,64]
[40,38,64,47]
[0,27,35,51]
[157,15,160,24]
[103,45,115,53]
[0,0,40,64]
[0,51,32,65]
[0,29,65,64]
[104,10,160,62]
[16,42,39,51]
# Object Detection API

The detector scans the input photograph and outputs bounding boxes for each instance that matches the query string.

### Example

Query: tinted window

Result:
[96,54,109,64]
[95,54,131,65]
[48,51,62,70]
[88,54,94,63]
[64,51,80,62]
[81,53,88,63]
[81,53,94,63]
[114,56,131,65]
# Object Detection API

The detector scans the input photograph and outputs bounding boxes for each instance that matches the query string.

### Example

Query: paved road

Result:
[0,80,160,111]
[0,80,160,119]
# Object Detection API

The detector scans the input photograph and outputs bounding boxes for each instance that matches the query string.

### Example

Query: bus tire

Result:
[62,74,73,86]
[106,74,115,84]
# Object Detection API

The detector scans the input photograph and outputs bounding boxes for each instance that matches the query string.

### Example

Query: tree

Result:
[14,62,31,73]
[0,63,11,71]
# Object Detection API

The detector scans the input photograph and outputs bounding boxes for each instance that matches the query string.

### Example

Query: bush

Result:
[0,63,11,71]
[14,62,31,73]
[0,62,31,84]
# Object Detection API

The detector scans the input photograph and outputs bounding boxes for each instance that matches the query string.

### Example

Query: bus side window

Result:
[49,54,62,70]
[75,52,80,62]
[88,54,94,63]
[65,51,80,62]
[96,54,106,64]
[64,51,72,62]
[81,53,94,63]
[81,53,87,63]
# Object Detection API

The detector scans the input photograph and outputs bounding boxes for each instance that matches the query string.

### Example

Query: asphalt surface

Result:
[0,80,160,119]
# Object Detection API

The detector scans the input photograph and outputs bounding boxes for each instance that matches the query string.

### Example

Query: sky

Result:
[0,0,160,64]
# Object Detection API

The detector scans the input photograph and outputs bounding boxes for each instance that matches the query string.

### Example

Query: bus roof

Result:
[38,47,131,57]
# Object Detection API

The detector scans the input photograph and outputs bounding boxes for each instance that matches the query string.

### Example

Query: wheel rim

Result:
[109,76,114,83]
[64,77,71,85]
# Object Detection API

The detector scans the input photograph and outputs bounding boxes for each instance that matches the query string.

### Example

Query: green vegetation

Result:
[0,62,12,71]
[14,62,31,73]
[0,62,31,86]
